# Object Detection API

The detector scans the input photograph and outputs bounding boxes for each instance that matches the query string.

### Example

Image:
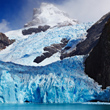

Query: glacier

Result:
[0,22,110,103]
[1,23,93,66]
[0,2,110,104]
[0,55,102,103]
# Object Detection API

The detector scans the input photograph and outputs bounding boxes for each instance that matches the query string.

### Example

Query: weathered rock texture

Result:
[60,12,110,59]
[34,38,69,63]
[85,18,110,89]
[0,33,15,50]
[22,25,50,35]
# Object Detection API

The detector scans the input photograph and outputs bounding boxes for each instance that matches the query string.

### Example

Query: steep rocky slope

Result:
[60,12,110,59]
[85,18,110,89]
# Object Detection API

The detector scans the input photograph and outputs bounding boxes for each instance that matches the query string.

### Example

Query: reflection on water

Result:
[0,103,110,110]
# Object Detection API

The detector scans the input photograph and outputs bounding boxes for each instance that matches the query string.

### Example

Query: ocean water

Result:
[0,103,110,110]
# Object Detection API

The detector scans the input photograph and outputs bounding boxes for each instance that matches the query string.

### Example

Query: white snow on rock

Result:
[5,29,29,41]
[24,3,77,27]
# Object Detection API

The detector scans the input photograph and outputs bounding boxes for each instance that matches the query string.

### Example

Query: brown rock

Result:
[22,25,50,35]
[0,33,15,50]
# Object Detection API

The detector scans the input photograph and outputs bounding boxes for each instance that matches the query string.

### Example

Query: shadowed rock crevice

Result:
[0,33,15,50]
[34,38,69,63]
[60,12,110,59]
[85,18,110,89]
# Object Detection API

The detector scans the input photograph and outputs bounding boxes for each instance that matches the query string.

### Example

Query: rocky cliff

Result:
[85,18,110,89]
[60,12,110,59]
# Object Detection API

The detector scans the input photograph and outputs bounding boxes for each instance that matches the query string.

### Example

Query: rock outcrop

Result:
[34,38,69,63]
[60,12,110,59]
[85,18,110,89]
[0,33,15,50]
[22,25,50,35]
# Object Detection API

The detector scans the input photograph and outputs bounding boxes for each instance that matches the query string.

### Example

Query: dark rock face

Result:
[34,38,69,63]
[22,25,50,35]
[85,18,110,89]
[0,33,15,50]
[34,55,46,63]
[60,12,110,59]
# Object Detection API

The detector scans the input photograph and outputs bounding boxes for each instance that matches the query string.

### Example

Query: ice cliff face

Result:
[24,3,77,28]
[0,56,102,103]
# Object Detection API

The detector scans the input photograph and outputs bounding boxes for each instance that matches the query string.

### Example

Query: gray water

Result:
[0,103,110,110]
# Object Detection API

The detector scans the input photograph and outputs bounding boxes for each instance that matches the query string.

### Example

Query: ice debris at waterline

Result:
[0,55,104,103]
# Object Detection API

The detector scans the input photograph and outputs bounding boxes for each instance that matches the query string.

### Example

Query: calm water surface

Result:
[0,103,110,110]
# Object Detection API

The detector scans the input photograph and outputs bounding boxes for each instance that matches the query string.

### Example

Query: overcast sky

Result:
[58,0,110,22]
[0,0,110,32]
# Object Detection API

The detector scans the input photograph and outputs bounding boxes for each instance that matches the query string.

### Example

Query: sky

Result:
[0,0,110,32]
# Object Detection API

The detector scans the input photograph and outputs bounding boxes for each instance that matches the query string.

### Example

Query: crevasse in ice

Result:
[1,23,93,66]
[0,56,102,103]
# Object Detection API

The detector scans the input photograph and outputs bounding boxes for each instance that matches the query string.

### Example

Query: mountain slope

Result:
[60,12,110,59]
[0,23,91,66]
[24,3,77,28]
[0,3,92,66]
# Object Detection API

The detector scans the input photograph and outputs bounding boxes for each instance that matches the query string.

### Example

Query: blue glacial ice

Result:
[0,22,109,103]
[0,23,93,66]
[0,55,103,103]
